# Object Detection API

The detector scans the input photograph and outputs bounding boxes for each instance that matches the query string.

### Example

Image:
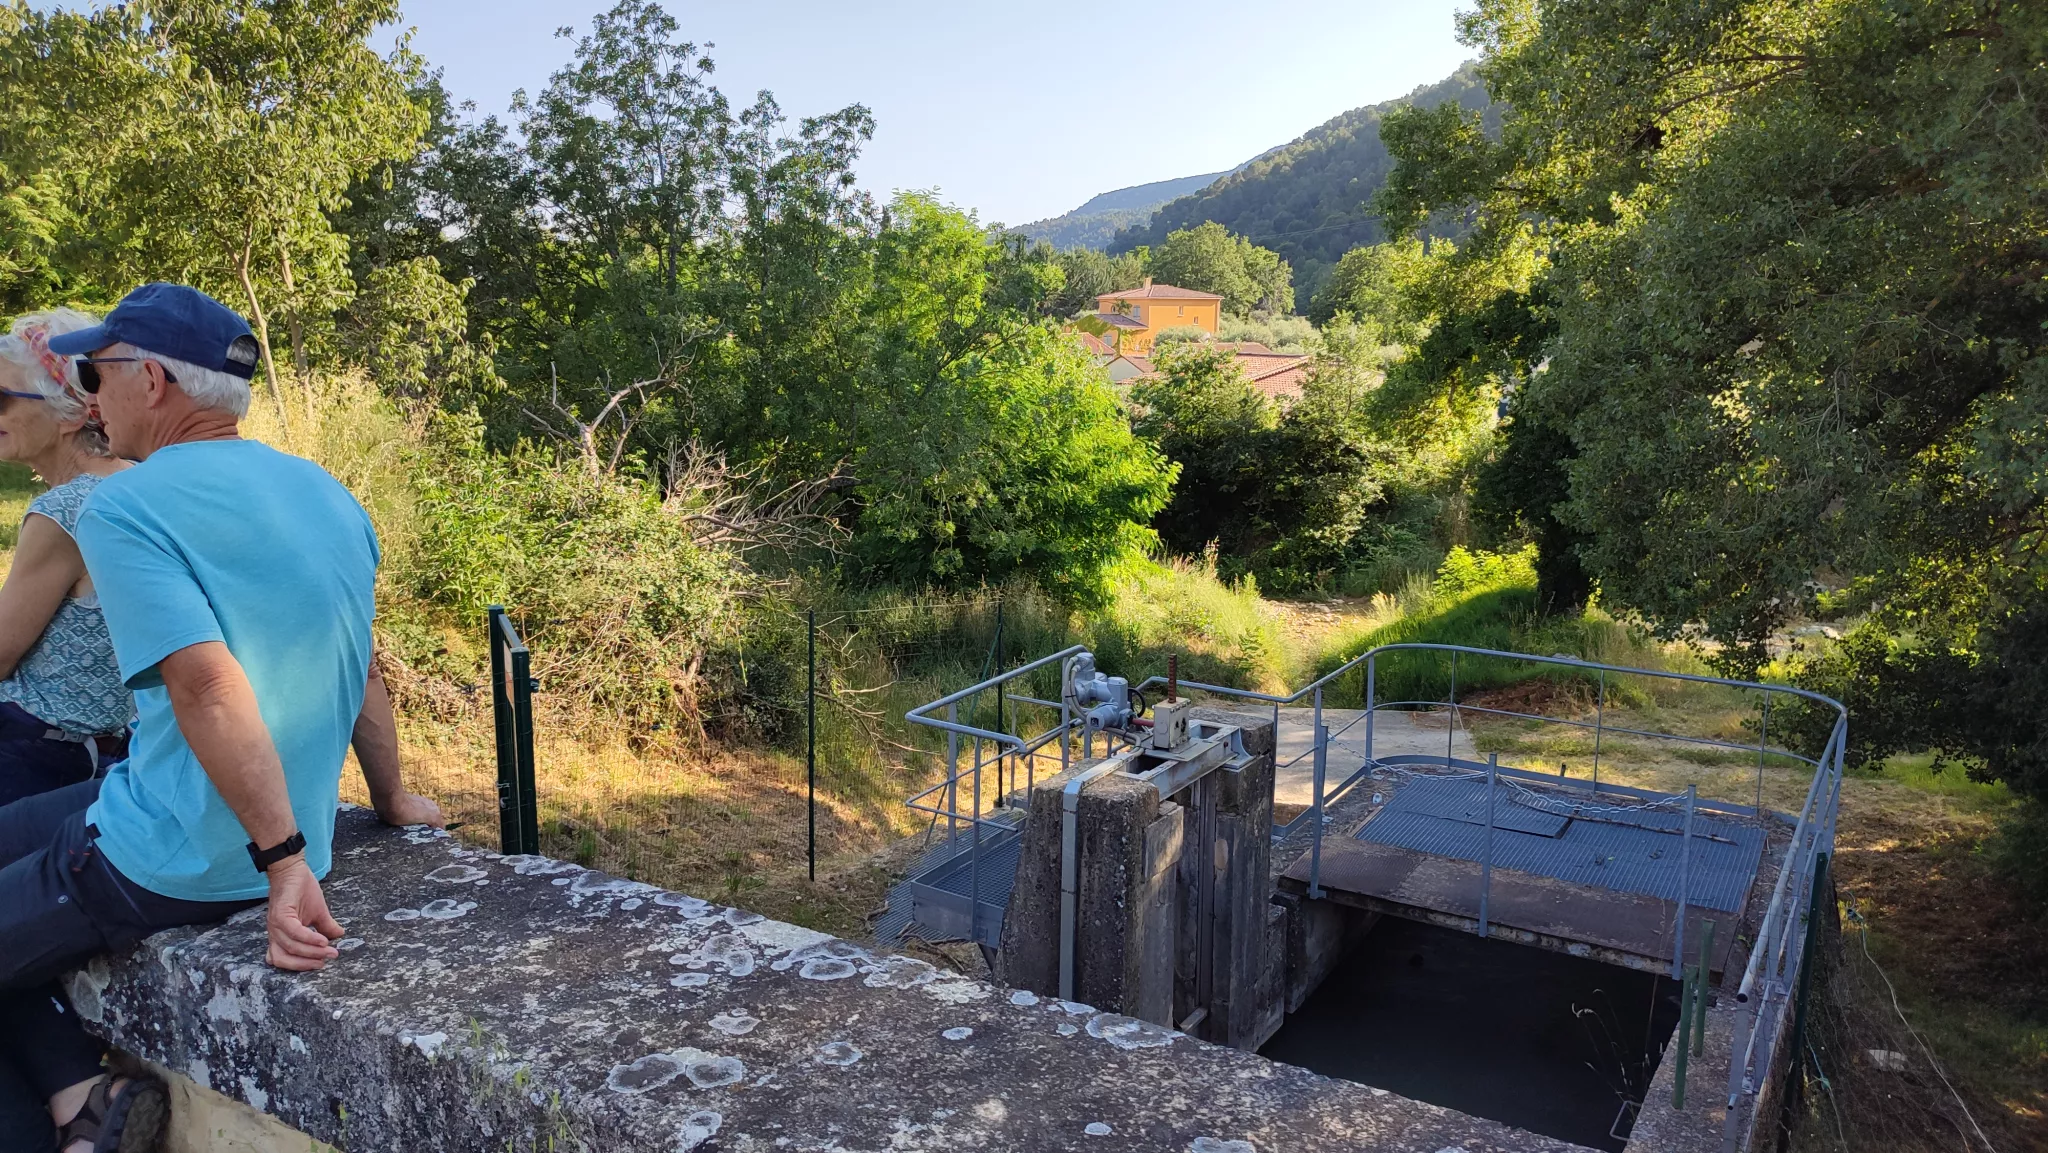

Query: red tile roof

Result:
[1096,283,1224,302]
[1097,312,1149,329]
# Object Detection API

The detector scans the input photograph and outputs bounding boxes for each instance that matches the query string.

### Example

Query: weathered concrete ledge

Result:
[72,806,1590,1152]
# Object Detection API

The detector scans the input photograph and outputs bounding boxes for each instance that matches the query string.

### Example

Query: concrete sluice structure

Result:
[882,644,1846,1153]
[71,644,1837,1151]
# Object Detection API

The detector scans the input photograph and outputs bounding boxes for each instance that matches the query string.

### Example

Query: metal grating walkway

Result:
[876,811,1027,947]
[1356,776,1766,913]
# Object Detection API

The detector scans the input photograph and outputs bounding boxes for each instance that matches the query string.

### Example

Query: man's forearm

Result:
[354,664,403,807]
[162,641,298,850]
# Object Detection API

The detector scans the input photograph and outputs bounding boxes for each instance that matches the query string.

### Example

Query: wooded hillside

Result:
[1110,64,1492,299]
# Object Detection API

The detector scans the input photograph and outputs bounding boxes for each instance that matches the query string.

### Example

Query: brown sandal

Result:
[54,1074,167,1153]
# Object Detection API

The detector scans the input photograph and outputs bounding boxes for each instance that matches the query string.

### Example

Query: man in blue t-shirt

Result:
[0,284,418,1153]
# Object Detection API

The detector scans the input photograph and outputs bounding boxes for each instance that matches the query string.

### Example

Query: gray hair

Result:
[0,308,109,455]
[120,342,252,419]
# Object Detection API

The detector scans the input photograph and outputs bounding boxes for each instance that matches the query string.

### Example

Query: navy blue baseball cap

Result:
[48,282,261,381]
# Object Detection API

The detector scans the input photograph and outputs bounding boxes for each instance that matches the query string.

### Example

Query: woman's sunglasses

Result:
[75,356,174,394]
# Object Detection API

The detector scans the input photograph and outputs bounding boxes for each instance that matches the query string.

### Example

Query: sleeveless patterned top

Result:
[0,473,134,735]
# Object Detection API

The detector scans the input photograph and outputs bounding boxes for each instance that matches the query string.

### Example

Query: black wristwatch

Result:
[248,830,307,874]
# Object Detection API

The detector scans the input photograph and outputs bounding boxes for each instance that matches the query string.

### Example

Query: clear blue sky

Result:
[393,0,1474,226]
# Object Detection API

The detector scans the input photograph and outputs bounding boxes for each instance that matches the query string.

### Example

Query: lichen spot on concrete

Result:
[862,956,938,990]
[1086,1014,1179,1051]
[1190,1140,1255,1153]
[722,907,765,928]
[679,1050,745,1089]
[384,907,421,922]
[427,863,487,884]
[1010,990,1039,1007]
[815,1041,862,1067]
[502,854,580,877]
[289,1034,309,1055]
[654,892,712,916]
[941,1027,973,1041]
[922,978,990,1005]
[973,1099,1006,1123]
[678,1109,722,1150]
[418,898,478,920]
[621,898,644,910]
[607,1053,685,1095]
[405,1031,449,1059]
[1086,1123,1113,1136]
[1056,1023,1078,1037]
[671,973,713,988]
[709,1011,759,1036]
[798,957,858,981]
[66,958,110,1023]
[673,933,757,978]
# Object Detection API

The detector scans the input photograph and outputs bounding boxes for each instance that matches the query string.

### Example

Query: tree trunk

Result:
[236,228,290,436]
[278,247,312,423]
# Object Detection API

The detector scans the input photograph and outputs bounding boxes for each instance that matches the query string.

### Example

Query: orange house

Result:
[1095,279,1222,355]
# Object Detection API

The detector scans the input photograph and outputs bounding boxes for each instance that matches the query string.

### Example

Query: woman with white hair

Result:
[0,308,134,803]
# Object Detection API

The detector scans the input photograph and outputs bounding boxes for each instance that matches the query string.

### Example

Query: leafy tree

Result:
[1382,0,2048,800]
[1,0,428,405]
[1148,222,1294,315]
[1133,341,1384,589]
[1046,246,1147,317]
[1307,238,1428,337]
[1132,344,1276,558]
[339,256,501,408]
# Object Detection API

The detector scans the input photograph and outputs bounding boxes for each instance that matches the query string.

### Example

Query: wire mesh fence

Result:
[372,592,1064,927]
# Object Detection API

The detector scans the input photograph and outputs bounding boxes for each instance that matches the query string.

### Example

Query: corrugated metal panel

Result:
[1356,776,1765,913]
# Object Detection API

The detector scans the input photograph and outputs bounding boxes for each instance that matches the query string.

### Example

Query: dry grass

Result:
[343,714,934,940]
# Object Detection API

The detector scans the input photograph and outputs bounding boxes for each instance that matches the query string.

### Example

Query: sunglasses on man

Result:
[75,356,176,395]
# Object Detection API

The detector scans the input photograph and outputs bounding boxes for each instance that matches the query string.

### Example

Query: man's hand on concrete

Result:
[375,790,446,829]
[266,856,343,971]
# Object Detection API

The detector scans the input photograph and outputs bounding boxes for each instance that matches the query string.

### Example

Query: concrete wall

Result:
[998,709,1287,1050]
[74,805,1582,1153]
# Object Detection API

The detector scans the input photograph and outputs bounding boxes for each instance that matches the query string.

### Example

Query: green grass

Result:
[1854,750,2015,814]
[0,460,41,553]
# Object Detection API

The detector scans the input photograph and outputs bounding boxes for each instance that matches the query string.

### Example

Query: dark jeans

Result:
[0,781,256,1151]
[0,703,94,809]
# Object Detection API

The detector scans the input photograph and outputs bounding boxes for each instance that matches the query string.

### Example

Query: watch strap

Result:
[247,830,307,873]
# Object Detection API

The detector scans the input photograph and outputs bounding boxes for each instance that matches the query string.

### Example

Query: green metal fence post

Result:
[1693,919,1716,1058]
[807,609,817,882]
[511,634,538,856]
[1783,853,1830,1111]
[488,605,520,854]
[1674,961,1697,1109]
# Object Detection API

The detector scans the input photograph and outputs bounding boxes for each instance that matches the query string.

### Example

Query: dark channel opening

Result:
[1259,916,1683,1151]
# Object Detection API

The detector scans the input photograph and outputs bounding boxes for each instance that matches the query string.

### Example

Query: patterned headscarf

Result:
[15,322,103,440]
[18,324,77,393]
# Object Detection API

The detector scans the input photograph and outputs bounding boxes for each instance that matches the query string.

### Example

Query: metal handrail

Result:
[905,639,1844,1146]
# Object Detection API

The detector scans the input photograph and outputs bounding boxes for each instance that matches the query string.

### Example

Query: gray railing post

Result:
[1363,656,1376,773]
[970,727,983,942]
[1309,687,1327,897]
[1674,783,1697,978]
[945,702,960,844]
[1445,650,1460,767]
[1592,669,1606,790]
[1756,692,1772,813]
[1480,752,1497,938]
